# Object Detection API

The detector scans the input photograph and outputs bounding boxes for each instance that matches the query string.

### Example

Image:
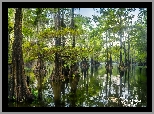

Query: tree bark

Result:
[9,8,34,102]
[72,8,75,47]
[53,9,62,81]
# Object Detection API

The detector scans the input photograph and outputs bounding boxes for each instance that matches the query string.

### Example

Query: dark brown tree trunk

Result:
[37,55,44,100]
[69,8,79,76]
[53,9,62,81]
[51,81,62,107]
[9,8,33,102]
[70,77,80,107]
[61,9,66,47]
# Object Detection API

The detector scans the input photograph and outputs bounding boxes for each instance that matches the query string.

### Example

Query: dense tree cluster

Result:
[8,8,147,102]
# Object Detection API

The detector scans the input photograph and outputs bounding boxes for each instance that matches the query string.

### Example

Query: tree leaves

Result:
[8,8,147,65]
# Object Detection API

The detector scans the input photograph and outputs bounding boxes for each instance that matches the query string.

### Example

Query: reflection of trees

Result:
[129,68,147,107]
[50,80,66,107]
[80,58,89,78]
[51,81,62,107]
[90,63,94,76]
[69,76,80,107]
[28,64,147,107]
[124,69,127,88]
[72,69,102,107]
[106,73,118,107]
[91,65,147,107]
[118,67,147,107]
[103,65,128,107]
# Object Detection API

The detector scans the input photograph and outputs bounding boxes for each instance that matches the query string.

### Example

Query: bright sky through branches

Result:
[73,8,141,48]
[75,8,140,28]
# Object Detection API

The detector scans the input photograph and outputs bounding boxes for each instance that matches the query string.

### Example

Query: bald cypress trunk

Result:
[9,8,34,102]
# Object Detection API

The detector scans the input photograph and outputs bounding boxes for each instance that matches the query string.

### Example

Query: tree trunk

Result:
[53,9,62,81]
[119,9,123,64]
[35,10,44,100]
[70,8,79,77]
[106,33,108,64]
[9,8,34,102]
[8,31,10,46]
[51,81,62,107]
[72,8,75,47]
[37,55,44,100]
[61,9,66,47]
[124,41,127,66]
[70,77,79,107]
[127,33,130,70]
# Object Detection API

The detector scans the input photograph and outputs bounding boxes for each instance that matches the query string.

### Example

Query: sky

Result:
[48,8,141,47]
[74,8,140,47]
[74,8,140,28]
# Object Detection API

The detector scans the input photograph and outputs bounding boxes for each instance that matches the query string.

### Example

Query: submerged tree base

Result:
[50,75,65,82]
[8,95,35,104]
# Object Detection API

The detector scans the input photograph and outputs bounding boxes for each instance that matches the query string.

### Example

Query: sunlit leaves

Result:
[22,27,34,38]
[38,27,85,39]
[8,8,147,65]
[8,8,15,34]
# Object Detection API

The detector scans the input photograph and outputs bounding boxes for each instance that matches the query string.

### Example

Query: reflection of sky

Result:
[75,8,140,28]
[41,64,146,107]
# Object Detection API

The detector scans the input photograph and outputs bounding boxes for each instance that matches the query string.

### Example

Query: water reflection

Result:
[8,63,147,107]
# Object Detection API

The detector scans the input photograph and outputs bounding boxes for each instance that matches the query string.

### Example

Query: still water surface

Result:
[8,63,147,107]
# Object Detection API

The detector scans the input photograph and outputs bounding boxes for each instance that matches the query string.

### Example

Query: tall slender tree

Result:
[9,8,34,102]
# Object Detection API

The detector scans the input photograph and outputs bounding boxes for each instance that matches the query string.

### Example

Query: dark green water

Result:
[8,63,147,107]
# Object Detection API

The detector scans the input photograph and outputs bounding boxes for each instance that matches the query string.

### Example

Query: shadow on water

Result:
[8,63,147,107]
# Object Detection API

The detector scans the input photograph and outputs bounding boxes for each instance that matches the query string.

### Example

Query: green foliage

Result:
[9,8,147,73]
[31,89,38,99]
